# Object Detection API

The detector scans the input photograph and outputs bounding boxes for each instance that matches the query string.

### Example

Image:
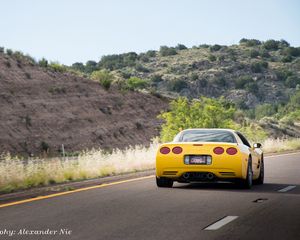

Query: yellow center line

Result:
[0,175,155,209]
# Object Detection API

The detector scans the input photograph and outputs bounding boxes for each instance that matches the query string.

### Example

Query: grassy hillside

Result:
[70,39,300,110]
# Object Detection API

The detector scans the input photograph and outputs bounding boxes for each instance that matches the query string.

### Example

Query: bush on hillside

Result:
[263,39,280,50]
[85,60,98,73]
[249,49,259,58]
[285,76,300,88]
[250,61,268,73]
[176,44,187,50]
[209,44,222,52]
[126,77,148,90]
[254,104,277,120]
[235,75,253,89]
[208,54,216,62]
[159,46,177,56]
[72,62,85,72]
[38,58,48,68]
[169,79,188,92]
[145,50,156,58]
[49,62,67,73]
[239,38,261,47]
[275,68,293,81]
[99,52,138,70]
[91,70,114,90]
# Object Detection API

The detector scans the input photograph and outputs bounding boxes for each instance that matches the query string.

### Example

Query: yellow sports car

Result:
[156,129,264,189]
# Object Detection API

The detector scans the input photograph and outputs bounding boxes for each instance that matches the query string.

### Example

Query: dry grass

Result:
[0,142,158,193]
[262,138,300,153]
[0,138,299,193]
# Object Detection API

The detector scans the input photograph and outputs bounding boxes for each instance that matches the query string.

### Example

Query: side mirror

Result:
[253,143,262,148]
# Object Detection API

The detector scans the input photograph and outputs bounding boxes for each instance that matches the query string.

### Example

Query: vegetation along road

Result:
[0,152,299,240]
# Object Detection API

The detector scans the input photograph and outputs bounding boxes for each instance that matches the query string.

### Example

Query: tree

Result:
[176,44,188,50]
[91,70,114,90]
[159,46,177,56]
[263,39,280,50]
[159,97,235,142]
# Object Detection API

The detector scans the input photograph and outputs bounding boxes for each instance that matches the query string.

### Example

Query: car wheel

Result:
[253,158,264,185]
[156,177,173,188]
[238,160,253,189]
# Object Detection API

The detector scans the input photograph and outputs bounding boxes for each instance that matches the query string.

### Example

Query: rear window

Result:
[175,130,236,143]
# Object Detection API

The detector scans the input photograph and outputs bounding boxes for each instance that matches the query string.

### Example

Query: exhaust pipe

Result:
[182,173,190,179]
[207,173,214,180]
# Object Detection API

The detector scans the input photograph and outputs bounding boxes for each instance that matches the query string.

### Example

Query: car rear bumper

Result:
[157,167,243,180]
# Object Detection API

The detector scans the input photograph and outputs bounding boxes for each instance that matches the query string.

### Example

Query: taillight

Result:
[213,147,224,154]
[160,147,170,154]
[172,146,183,154]
[226,147,238,155]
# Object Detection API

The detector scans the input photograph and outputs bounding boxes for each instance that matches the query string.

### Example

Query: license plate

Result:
[184,155,212,165]
[190,156,206,164]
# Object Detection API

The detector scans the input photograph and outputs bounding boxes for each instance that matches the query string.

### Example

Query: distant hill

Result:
[71,39,300,109]
[0,51,168,156]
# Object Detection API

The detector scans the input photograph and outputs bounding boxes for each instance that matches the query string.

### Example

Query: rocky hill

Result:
[0,52,168,156]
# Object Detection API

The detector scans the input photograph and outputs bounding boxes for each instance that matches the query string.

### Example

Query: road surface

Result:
[0,152,299,240]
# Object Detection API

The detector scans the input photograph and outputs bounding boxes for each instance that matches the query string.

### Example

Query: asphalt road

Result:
[0,152,299,240]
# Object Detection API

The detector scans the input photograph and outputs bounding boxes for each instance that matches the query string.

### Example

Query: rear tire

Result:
[156,177,173,188]
[238,160,253,189]
[253,158,264,185]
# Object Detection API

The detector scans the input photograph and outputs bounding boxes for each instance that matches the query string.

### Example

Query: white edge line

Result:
[265,152,300,159]
[204,216,238,230]
[278,185,296,192]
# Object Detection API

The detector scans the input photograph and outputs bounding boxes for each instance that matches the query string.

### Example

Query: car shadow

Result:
[173,182,300,195]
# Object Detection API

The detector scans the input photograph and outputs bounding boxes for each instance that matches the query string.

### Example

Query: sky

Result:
[0,0,299,65]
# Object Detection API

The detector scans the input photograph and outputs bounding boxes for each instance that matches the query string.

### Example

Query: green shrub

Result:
[199,44,210,48]
[239,38,261,47]
[139,53,149,62]
[91,70,114,90]
[99,52,138,70]
[38,58,48,68]
[250,61,268,73]
[120,70,132,79]
[285,76,300,88]
[151,74,163,83]
[49,62,67,73]
[0,47,4,53]
[159,46,177,56]
[126,77,148,90]
[176,44,187,50]
[275,68,292,81]
[263,39,280,50]
[281,55,293,63]
[208,54,216,62]
[145,50,156,58]
[282,47,300,57]
[72,62,85,72]
[135,64,149,72]
[190,73,198,81]
[159,97,235,142]
[6,49,13,55]
[209,44,222,52]
[235,76,253,89]
[212,76,227,87]
[169,79,188,92]
[249,49,259,58]
[260,49,270,58]
[245,82,258,94]
[255,104,277,119]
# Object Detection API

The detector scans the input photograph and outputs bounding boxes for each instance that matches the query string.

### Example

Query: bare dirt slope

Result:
[0,53,168,156]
